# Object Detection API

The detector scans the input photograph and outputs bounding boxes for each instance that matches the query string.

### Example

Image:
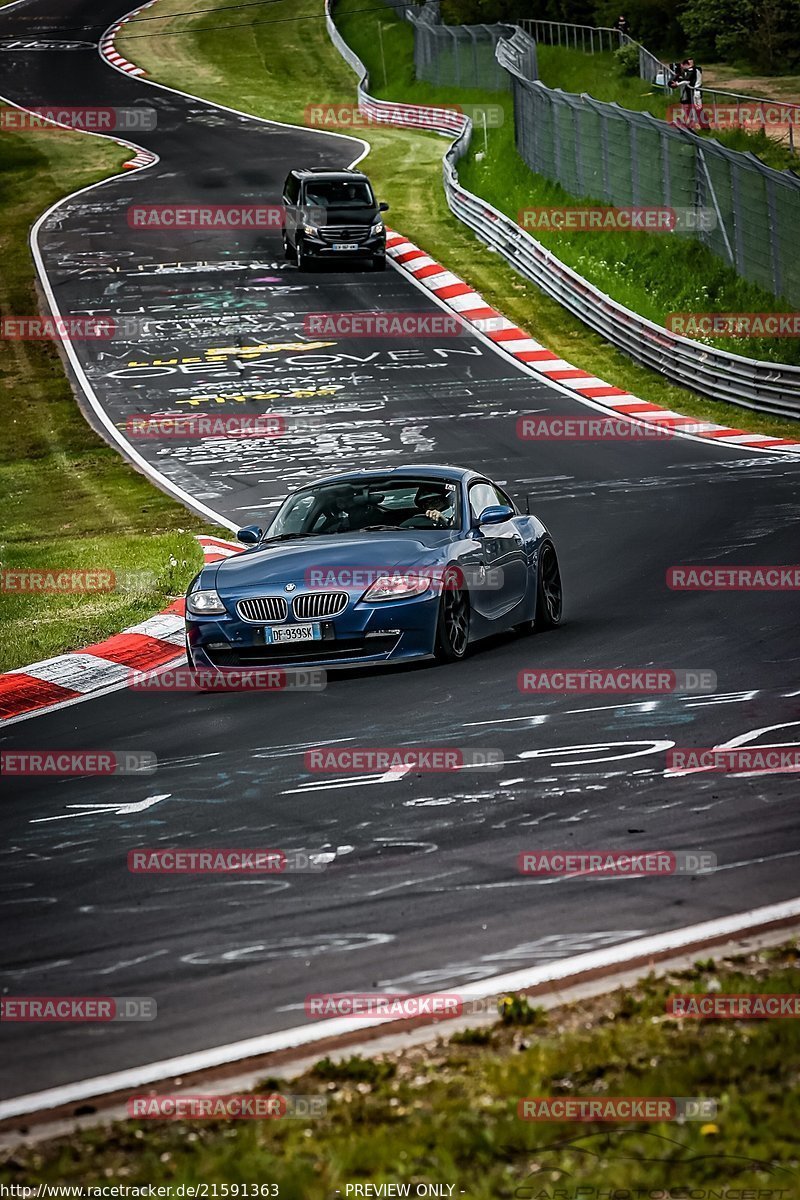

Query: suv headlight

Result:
[370,221,385,236]
[303,223,320,237]
[186,589,226,615]
[362,574,431,602]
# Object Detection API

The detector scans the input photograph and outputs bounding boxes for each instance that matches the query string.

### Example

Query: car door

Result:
[282,172,299,247]
[467,480,528,618]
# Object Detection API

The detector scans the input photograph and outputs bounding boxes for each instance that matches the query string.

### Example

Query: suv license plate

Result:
[332,242,359,251]
[265,623,321,645]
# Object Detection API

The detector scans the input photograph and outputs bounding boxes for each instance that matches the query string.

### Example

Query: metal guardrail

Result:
[324,3,800,418]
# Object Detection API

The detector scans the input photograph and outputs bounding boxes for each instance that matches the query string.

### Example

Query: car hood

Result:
[212,532,453,592]
[305,205,379,227]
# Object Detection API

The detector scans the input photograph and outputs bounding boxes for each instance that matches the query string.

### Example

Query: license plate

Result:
[265,623,321,645]
[332,242,359,251]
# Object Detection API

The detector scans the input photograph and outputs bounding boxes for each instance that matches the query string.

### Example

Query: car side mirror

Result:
[379,201,389,212]
[236,525,263,544]
[477,504,514,525]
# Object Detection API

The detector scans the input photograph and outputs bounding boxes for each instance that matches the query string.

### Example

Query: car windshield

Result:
[265,479,461,538]
[303,179,374,208]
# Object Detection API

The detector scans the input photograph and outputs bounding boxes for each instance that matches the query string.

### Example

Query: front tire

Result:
[282,229,292,260]
[434,571,470,663]
[295,237,308,271]
[536,540,563,629]
[372,255,386,271]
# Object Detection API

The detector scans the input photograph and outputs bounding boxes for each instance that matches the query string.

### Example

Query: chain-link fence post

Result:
[629,121,640,205]
[659,126,671,210]
[729,159,746,277]
[574,98,584,194]
[696,143,735,266]
[600,109,611,198]
[766,176,784,299]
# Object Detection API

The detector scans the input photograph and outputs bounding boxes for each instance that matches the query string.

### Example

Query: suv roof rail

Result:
[296,167,366,175]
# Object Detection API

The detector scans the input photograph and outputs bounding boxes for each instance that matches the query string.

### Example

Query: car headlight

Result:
[362,574,432,602]
[186,589,226,615]
[303,223,319,237]
[370,221,384,236]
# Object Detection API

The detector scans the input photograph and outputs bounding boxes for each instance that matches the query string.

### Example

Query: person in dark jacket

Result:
[669,60,695,125]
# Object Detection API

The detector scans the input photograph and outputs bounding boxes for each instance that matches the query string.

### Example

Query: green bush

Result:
[614,41,641,74]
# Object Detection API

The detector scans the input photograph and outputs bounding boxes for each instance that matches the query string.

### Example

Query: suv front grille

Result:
[237,596,288,623]
[318,226,371,244]
[292,592,348,620]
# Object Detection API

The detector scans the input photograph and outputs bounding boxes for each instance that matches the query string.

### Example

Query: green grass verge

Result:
[3,944,798,1189]
[459,108,800,362]
[0,116,213,672]
[118,0,800,442]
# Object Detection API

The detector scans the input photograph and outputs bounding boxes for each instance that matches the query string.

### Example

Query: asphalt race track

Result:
[1,0,800,1106]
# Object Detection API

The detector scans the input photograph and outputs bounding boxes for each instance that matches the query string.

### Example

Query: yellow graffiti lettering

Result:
[204,341,335,358]
[174,384,344,407]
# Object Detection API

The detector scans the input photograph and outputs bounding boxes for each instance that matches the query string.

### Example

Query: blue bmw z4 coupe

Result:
[185,465,563,671]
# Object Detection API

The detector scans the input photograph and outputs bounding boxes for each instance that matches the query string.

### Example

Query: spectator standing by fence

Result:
[669,58,708,129]
[669,59,692,121]
[685,58,710,129]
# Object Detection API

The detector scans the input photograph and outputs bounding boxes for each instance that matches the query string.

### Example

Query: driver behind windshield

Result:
[409,484,457,527]
[268,479,460,537]
[305,181,370,208]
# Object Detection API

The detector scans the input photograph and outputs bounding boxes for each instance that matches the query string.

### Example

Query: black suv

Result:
[281,168,389,271]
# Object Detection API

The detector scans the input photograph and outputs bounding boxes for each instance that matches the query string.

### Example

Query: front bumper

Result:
[301,231,385,261]
[186,590,439,670]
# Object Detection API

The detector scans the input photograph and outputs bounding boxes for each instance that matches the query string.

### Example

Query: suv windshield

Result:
[303,179,375,208]
[266,479,461,538]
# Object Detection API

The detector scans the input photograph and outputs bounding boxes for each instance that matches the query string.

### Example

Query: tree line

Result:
[439,0,800,72]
